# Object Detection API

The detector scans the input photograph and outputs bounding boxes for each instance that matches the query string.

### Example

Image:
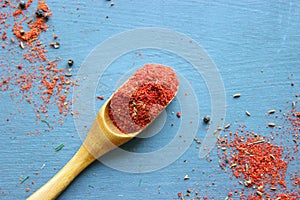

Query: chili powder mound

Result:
[217,133,300,199]
[219,135,288,187]
[108,64,179,134]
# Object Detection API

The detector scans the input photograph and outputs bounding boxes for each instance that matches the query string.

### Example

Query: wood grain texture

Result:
[1,0,299,199]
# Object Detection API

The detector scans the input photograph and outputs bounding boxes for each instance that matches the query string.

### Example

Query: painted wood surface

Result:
[1,0,299,199]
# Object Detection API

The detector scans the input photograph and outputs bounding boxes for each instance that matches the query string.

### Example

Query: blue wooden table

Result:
[1,1,299,199]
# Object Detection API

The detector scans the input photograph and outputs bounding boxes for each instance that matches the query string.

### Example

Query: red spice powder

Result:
[276,193,299,200]
[13,1,51,42]
[288,110,300,131]
[108,63,179,133]
[217,132,300,199]
[220,135,288,187]
[1,1,73,118]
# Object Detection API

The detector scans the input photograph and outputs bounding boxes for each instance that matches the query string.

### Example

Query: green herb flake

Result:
[55,143,64,152]
[20,176,29,184]
[41,120,50,128]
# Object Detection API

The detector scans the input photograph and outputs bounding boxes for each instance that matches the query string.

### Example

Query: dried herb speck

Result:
[55,143,64,152]
[41,119,50,128]
[20,176,29,184]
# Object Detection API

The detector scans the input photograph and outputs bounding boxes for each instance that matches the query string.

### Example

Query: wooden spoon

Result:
[27,64,179,200]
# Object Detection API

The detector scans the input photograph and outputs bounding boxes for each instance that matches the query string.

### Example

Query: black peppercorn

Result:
[203,115,210,124]
[68,59,74,67]
[43,13,50,21]
[20,29,25,35]
[35,9,44,18]
[19,1,26,9]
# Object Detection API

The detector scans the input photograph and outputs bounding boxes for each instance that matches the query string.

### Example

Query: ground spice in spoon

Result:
[108,64,179,134]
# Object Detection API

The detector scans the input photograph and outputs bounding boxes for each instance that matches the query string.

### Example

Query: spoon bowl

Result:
[84,96,143,160]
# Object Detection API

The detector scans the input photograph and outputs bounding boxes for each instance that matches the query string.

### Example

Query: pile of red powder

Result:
[108,64,179,133]
[217,101,299,200]
[218,135,287,187]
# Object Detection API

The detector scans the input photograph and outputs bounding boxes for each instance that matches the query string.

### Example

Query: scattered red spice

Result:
[1,0,73,119]
[288,110,300,129]
[216,100,299,200]
[170,56,299,200]
[13,1,51,42]
[276,193,299,200]
[2,31,7,40]
[218,134,288,188]
[108,64,179,133]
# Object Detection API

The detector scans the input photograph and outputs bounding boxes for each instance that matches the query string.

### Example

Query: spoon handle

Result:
[26,106,133,200]
[27,144,96,200]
